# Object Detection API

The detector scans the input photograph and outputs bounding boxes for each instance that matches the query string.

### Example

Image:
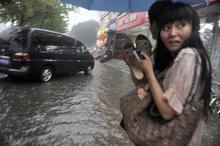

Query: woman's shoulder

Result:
[175,47,197,62]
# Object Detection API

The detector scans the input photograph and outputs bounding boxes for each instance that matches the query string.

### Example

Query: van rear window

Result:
[0,27,28,46]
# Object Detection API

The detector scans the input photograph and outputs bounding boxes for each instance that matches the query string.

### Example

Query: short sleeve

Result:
[162,48,198,114]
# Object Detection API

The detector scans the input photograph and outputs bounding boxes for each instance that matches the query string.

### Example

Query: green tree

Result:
[0,0,18,5]
[70,20,100,47]
[0,0,75,32]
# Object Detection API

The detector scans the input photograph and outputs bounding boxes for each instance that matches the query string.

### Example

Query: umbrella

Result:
[62,0,208,12]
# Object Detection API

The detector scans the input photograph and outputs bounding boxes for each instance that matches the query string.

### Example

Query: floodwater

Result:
[0,60,219,146]
[0,61,134,146]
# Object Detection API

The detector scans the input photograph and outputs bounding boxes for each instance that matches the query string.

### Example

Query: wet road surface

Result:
[0,61,134,146]
[0,60,219,146]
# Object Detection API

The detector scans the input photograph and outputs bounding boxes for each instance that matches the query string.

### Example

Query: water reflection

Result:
[0,62,134,145]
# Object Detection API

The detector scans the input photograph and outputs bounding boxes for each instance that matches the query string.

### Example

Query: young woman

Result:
[120,2,212,146]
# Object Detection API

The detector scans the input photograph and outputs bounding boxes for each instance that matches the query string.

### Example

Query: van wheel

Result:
[40,66,53,82]
[84,65,93,75]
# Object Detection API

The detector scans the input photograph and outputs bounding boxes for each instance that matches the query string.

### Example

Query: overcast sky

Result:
[67,8,100,31]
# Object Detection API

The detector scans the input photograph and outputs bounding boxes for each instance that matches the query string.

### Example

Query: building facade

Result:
[97,0,220,84]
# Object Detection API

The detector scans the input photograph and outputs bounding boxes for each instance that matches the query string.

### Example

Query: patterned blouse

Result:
[162,47,203,146]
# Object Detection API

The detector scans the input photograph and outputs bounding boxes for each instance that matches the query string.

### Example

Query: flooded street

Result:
[0,60,219,146]
[0,61,134,146]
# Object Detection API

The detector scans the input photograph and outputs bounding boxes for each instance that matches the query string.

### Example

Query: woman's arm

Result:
[133,56,176,120]
[146,69,177,120]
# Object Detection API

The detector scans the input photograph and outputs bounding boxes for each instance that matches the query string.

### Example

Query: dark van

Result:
[0,27,94,82]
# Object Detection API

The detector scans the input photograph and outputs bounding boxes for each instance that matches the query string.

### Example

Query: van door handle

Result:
[77,60,81,62]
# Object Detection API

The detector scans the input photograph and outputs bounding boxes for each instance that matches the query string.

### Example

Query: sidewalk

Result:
[102,59,220,91]
[102,59,130,74]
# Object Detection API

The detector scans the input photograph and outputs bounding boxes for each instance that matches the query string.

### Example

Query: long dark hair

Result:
[154,2,212,121]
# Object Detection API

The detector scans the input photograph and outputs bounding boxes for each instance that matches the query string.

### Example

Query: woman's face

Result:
[160,20,192,53]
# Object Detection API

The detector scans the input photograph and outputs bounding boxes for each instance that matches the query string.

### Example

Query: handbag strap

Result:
[187,49,200,103]
[144,62,172,91]
[156,62,173,81]
[167,50,204,146]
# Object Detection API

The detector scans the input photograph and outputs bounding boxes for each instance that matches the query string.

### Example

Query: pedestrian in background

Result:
[148,0,173,67]
[148,0,173,40]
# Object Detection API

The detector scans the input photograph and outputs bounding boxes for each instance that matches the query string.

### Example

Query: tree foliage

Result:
[0,0,19,5]
[70,20,100,47]
[0,0,75,32]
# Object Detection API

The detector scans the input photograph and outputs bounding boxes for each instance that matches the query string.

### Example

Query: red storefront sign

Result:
[100,12,109,20]
[116,12,146,32]
[114,0,217,32]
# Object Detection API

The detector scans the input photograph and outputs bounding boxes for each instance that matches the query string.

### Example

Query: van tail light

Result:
[14,53,30,61]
